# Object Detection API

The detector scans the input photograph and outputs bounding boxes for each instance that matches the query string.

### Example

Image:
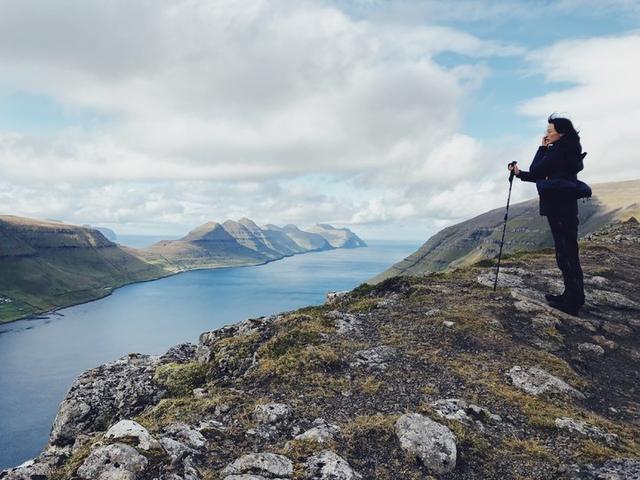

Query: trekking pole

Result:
[494,161,517,291]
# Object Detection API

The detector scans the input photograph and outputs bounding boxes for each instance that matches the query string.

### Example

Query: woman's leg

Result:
[547,215,584,305]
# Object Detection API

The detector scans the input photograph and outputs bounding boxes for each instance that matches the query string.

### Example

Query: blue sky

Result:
[0,0,638,239]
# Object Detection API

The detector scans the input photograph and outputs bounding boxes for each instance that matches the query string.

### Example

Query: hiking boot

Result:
[545,292,565,303]
[546,299,581,316]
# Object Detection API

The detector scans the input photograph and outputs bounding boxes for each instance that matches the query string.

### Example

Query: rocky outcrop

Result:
[2,218,639,480]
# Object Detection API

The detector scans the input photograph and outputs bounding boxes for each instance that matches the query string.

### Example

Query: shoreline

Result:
[0,245,358,327]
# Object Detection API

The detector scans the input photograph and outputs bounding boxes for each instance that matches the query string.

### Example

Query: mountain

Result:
[144,221,269,270]
[307,223,367,248]
[0,216,366,323]
[0,215,170,323]
[278,224,333,251]
[82,225,118,241]
[370,179,640,284]
[6,218,639,479]
[239,218,307,256]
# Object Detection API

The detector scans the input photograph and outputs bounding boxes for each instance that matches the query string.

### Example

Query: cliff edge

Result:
[2,219,639,480]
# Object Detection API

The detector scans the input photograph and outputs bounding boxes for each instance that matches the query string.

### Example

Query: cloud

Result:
[518,31,640,182]
[0,0,526,235]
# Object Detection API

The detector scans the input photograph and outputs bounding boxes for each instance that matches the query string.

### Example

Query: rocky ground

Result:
[2,218,639,480]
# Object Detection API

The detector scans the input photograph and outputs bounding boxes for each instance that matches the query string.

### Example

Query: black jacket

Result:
[518,137,584,217]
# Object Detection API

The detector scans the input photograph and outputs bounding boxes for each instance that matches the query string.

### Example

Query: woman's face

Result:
[546,122,563,144]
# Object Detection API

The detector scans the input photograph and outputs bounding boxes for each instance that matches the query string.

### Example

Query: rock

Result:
[293,418,341,443]
[193,387,208,398]
[395,413,457,475]
[159,436,192,464]
[350,345,397,370]
[304,450,362,479]
[326,310,363,335]
[49,353,165,446]
[160,343,198,363]
[326,291,350,305]
[163,423,207,450]
[507,366,585,400]
[253,403,292,425]
[577,343,605,357]
[575,458,640,479]
[585,276,608,287]
[588,289,640,310]
[221,452,293,478]
[443,321,455,328]
[554,417,619,446]
[430,399,501,426]
[477,270,524,288]
[425,308,441,317]
[76,443,148,480]
[105,419,161,450]
[602,321,634,337]
[627,318,640,329]
[592,335,619,350]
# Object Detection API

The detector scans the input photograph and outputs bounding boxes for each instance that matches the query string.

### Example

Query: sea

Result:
[0,237,421,470]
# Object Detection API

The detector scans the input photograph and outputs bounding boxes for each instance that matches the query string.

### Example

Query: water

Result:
[0,239,420,470]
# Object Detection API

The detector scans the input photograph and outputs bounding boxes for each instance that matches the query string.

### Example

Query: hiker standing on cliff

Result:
[508,114,586,315]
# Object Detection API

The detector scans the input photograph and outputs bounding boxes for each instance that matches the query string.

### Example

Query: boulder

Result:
[76,443,148,480]
[221,452,293,478]
[49,353,165,446]
[105,419,161,451]
[507,366,585,400]
[350,346,397,371]
[395,413,457,475]
[304,450,362,479]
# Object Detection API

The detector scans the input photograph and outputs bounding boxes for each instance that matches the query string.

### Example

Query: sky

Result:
[0,0,639,241]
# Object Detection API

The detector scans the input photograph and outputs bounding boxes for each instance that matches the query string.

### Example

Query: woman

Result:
[508,114,585,316]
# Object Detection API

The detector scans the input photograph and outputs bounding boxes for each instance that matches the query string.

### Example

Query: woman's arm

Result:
[516,146,548,182]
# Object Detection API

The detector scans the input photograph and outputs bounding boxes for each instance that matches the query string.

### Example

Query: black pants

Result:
[547,215,584,305]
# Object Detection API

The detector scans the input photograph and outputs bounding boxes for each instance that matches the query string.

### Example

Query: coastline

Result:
[0,245,358,326]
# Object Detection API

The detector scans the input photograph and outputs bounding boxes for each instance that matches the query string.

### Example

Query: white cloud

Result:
[518,32,640,182]
[0,0,523,235]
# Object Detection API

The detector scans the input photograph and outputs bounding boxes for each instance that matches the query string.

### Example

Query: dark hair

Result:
[548,112,581,145]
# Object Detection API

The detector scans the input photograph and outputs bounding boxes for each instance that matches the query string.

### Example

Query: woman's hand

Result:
[541,135,550,147]
[508,163,520,176]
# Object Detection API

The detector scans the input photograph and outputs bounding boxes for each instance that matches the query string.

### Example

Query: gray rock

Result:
[602,321,634,337]
[507,366,585,400]
[395,413,457,475]
[326,291,350,305]
[160,343,198,363]
[76,443,148,480]
[159,436,191,463]
[105,419,161,451]
[253,403,292,425]
[578,343,605,357]
[221,452,293,478]
[327,310,363,334]
[430,399,501,426]
[350,345,397,370]
[49,353,165,446]
[554,417,619,446]
[477,270,524,288]
[304,450,362,479]
[575,458,640,479]
[294,418,341,443]
[163,423,207,450]
[592,335,619,350]
[585,276,608,287]
[443,321,455,328]
[588,289,640,310]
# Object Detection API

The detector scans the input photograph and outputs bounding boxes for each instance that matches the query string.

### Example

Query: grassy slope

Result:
[370,179,640,284]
